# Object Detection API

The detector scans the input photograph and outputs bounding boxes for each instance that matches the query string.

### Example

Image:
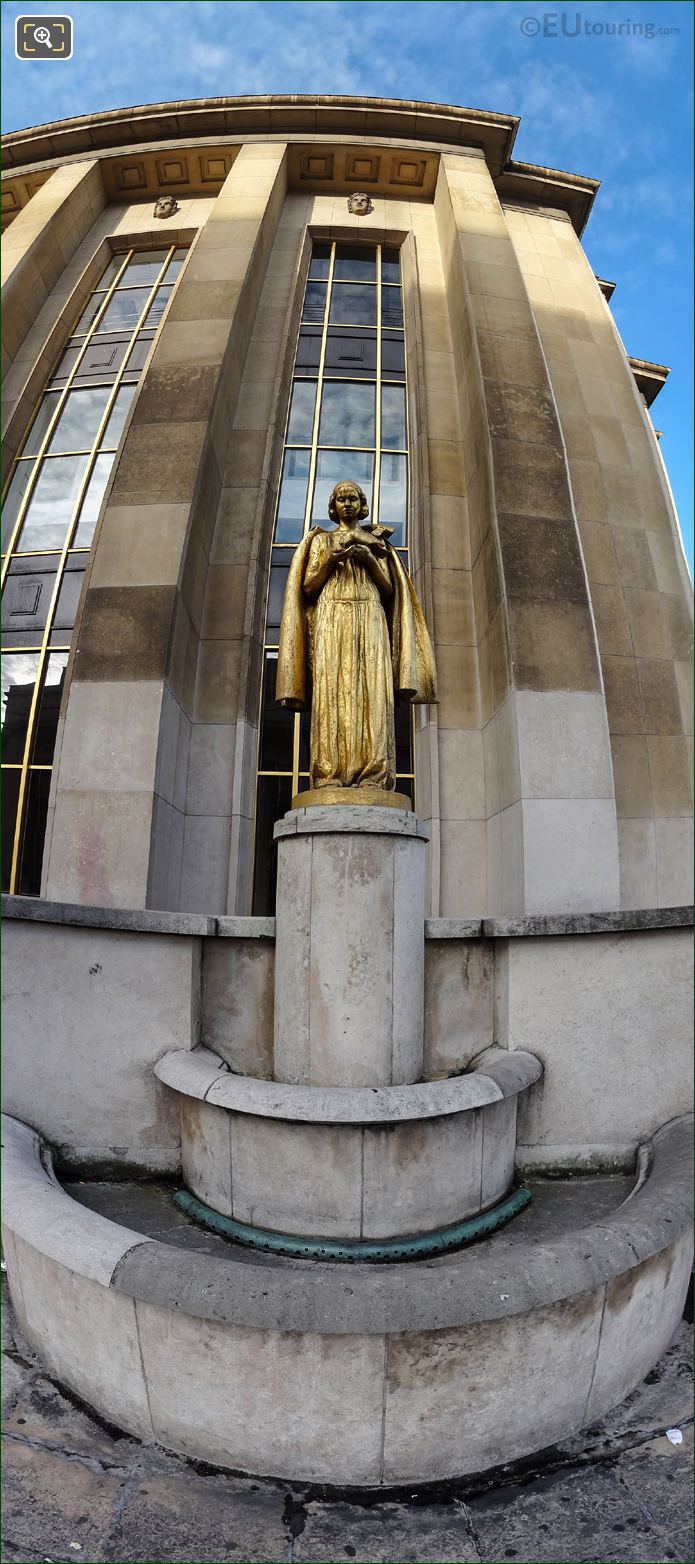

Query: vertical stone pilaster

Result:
[1,161,105,377]
[509,205,693,910]
[44,145,289,909]
[436,153,619,915]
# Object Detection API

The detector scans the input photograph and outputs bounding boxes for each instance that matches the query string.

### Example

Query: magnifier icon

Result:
[34,25,52,46]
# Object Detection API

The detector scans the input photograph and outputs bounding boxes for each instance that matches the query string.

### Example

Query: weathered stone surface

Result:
[274,814,427,1087]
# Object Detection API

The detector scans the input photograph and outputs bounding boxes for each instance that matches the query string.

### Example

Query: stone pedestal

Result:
[273,806,428,1087]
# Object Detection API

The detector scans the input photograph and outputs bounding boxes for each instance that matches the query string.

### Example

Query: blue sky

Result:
[2,0,692,566]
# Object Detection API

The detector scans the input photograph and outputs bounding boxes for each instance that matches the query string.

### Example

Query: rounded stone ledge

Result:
[274,805,428,841]
[2,1107,691,1482]
[1,893,216,938]
[154,1045,541,1121]
[2,1111,692,1485]
[2,1110,691,1337]
[158,1047,538,1240]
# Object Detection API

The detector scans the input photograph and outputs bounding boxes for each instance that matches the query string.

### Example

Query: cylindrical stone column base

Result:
[273,805,428,1087]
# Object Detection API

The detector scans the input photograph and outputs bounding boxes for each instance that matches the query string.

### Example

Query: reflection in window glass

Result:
[312,450,374,522]
[118,251,170,287]
[2,464,34,552]
[2,652,40,763]
[275,450,311,542]
[73,293,108,336]
[72,454,113,547]
[21,393,62,457]
[101,384,136,449]
[286,381,317,445]
[95,289,151,334]
[379,453,407,544]
[47,386,112,455]
[381,385,407,449]
[164,247,188,283]
[382,287,404,330]
[308,244,331,280]
[32,652,68,764]
[381,249,401,285]
[329,284,377,327]
[53,564,86,631]
[94,255,127,293]
[302,281,327,323]
[266,561,291,640]
[333,246,377,282]
[1,240,187,896]
[318,382,375,448]
[142,285,172,330]
[16,455,90,553]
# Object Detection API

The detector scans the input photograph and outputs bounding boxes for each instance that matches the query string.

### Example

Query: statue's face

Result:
[348,192,373,216]
[334,484,362,523]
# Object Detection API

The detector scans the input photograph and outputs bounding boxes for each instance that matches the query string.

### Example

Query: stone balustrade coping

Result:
[2,895,690,941]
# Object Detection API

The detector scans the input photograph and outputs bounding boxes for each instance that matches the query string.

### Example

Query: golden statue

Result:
[276,479,437,805]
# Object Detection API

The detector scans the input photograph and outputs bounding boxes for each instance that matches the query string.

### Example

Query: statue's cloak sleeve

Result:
[275,528,437,709]
[275,528,317,709]
[388,547,438,704]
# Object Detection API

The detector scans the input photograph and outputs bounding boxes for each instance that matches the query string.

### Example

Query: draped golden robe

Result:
[276,525,437,792]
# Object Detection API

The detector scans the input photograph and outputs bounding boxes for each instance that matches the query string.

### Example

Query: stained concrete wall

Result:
[2,901,690,1175]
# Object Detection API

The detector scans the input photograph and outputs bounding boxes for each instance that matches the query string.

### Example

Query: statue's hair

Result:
[328,480,370,522]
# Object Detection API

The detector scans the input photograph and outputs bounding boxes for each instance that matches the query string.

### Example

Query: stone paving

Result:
[2,1276,692,1564]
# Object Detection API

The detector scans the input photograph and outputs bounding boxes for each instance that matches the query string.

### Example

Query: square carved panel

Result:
[300,153,334,180]
[156,157,188,186]
[115,163,147,192]
[390,158,427,187]
[345,153,380,184]
[199,153,231,183]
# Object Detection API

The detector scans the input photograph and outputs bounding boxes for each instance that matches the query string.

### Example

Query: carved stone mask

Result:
[153,195,179,219]
[347,192,374,216]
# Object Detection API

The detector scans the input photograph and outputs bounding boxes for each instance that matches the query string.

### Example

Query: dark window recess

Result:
[18,769,52,896]
[381,335,406,378]
[324,330,378,378]
[308,244,331,280]
[395,700,413,774]
[1,770,21,892]
[333,245,377,282]
[258,655,293,771]
[253,775,293,915]
[382,249,401,285]
[31,654,68,764]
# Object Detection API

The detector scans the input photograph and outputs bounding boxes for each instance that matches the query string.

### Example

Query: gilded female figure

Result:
[276,480,436,795]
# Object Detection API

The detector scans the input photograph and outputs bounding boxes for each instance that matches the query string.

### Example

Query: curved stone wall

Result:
[2,1111,691,1484]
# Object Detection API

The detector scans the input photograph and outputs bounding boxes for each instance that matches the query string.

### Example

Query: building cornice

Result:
[0,94,598,234]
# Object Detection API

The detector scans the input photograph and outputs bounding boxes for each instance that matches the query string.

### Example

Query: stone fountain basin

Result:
[1,1111,691,1485]
[155,1045,542,1239]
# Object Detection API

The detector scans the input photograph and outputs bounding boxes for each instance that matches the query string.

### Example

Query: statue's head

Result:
[328,480,370,524]
[347,192,374,216]
[153,195,179,219]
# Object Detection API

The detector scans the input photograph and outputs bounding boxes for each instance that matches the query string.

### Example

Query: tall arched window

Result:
[1,245,187,895]
[252,240,413,913]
